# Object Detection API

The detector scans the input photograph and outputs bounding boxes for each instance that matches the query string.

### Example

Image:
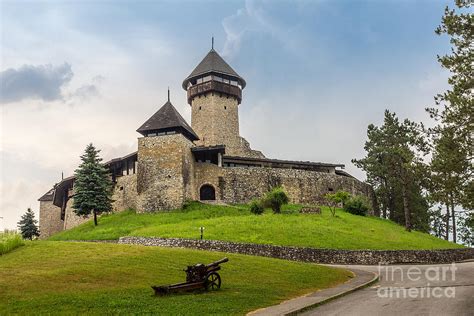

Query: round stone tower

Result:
[183,45,263,158]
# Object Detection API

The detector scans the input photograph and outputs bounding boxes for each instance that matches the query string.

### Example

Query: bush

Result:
[343,196,370,216]
[249,199,264,215]
[325,190,351,216]
[263,187,289,214]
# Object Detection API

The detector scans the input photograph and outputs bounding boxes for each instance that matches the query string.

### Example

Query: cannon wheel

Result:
[205,272,221,290]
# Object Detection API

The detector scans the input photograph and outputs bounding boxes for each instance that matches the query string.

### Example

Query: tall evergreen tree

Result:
[429,126,469,242]
[426,0,473,243]
[17,208,40,240]
[458,211,473,246]
[429,207,447,239]
[73,143,113,226]
[427,0,473,162]
[353,110,430,231]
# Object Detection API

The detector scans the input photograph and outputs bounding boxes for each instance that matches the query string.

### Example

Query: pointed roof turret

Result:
[182,48,246,90]
[137,100,199,141]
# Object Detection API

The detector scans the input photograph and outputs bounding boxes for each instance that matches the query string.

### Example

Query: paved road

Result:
[303,262,474,316]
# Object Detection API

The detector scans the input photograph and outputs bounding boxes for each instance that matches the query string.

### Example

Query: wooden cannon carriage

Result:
[152,258,229,295]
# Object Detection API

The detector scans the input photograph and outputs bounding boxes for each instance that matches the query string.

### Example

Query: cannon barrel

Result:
[206,257,229,268]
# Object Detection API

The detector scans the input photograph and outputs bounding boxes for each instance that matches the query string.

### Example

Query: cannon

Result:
[152,257,229,295]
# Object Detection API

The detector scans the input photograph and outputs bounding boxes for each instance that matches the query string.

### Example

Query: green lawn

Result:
[50,202,462,250]
[0,241,351,315]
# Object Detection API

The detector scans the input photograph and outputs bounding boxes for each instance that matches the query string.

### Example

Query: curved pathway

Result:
[303,262,474,316]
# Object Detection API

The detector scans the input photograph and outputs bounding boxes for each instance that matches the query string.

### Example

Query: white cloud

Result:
[0,63,74,104]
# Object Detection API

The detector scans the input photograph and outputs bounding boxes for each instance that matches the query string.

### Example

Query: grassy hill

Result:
[0,241,350,315]
[49,202,461,250]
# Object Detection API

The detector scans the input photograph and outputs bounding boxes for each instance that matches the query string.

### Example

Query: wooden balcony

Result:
[187,80,242,105]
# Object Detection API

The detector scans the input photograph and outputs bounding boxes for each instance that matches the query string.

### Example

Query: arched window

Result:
[200,185,216,201]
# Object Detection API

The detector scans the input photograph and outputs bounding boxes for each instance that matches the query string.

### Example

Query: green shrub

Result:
[0,232,24,255]
[249,199,265,215]
[343,196,370,216]
[263,187,289,214]
[325,190,351,216]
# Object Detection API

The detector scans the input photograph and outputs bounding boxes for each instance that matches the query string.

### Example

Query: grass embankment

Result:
[49,202,461,250]
[0,241,350,315]
[0,232,24,255]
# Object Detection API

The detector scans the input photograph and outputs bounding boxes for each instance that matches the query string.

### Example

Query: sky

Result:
[0,0,454,230]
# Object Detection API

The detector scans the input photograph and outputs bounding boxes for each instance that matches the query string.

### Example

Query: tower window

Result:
[224,106,227,110]
[199,106,202,110]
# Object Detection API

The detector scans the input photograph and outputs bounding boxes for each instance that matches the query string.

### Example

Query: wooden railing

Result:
[187,80,242,104]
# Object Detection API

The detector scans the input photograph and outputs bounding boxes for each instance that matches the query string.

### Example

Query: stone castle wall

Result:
[63,198,91,230]
[194,162,224,200]
[191,93,239,148]
[193,163,376,214]
[112,174,138,211]
[38,201,64,239]
[191,93,264,158]
[136,134,195,212]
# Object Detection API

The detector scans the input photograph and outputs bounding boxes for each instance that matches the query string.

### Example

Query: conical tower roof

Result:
[137,100,199,141]
[182,49,246,89]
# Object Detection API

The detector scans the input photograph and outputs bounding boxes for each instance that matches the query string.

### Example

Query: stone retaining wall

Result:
[118,236,474,265]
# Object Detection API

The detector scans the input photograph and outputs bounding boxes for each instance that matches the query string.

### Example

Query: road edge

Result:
[248,268,379,316]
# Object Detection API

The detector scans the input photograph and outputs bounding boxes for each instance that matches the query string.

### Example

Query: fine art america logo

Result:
[376,263,457,298]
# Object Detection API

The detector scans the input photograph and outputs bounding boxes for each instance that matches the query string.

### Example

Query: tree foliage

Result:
[325,190,351,217]
[426,0,473,243]
[428,126,470,242]
[344,196,370,216]
[73,143,113,226]
[17,208,40,240]
[427,1,473,162]
[249,199,265,215]
[352,110,430,231]
[263,187,289,214]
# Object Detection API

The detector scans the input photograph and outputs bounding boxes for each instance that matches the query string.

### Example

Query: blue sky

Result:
[0,0,453,229]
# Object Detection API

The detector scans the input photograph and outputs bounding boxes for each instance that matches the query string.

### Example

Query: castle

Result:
[38,45,376,238]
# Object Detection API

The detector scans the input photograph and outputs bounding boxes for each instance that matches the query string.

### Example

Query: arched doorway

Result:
[200,184,216,201]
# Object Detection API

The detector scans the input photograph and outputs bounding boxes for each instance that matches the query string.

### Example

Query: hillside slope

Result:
[50,202,462,250]
[0,242,350,315]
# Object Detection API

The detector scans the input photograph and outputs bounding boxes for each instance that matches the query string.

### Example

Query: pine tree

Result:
[429,126,469,242]
[353,110,430,231]
[17,208,40,240]
[73,143,113,226]
[426,0,473,207]
[426,1,473,243]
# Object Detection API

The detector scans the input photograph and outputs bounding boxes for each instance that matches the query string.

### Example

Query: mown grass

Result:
[0,231,24,255]
[0,241,351,315]
[49,202,462,250]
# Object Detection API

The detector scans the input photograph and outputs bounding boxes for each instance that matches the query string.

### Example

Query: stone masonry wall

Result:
[119,236,474,265]
[194,162,224,201]
[38,201,64,239]
[63,197,90,230]
[112,174,138,211]
[191,93,264,158]
[220,167,377,214]
[137,134,195,212]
